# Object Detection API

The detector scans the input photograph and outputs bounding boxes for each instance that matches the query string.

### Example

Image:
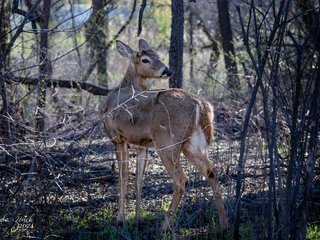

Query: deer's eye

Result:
[141,58,150,64]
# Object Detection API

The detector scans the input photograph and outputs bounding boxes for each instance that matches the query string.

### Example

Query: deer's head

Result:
[116,39,172,79]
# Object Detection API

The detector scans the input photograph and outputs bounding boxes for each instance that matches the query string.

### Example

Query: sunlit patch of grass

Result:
[307,224,320,240]
[161,198,171,212]
[57,204,121,238]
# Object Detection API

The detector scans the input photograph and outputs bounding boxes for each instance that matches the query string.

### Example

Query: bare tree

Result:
[85,0,109,87]
[82,0,136,85]
[188,4,194,81]
[284,1,320,239]
[169,0,184,88]
[0,0,11,142]
[24,0,52,132]
[235,1,320,239]
[36,0,52,132]
[217,0,240,91]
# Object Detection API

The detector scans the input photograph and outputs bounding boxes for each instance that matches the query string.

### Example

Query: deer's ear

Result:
[138,39,150,50]
[116,40,136,59]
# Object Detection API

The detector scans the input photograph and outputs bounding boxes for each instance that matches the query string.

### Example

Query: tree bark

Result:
[217,0,240,91]
[188,6,194,81]
[234,1,289,238]
[85,0,108,87]
[292,2,320,238]
[5,76,109,96]
[296,65,320,239]
[36,0,51,133]
[0,0,11,142]
[169,0,184,88]
[81,0,136,84]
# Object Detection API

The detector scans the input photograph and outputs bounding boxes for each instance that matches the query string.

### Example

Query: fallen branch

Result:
[5,76,109,96]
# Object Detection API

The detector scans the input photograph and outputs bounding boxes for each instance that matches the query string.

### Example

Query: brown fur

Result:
[201,100,214,144]
[104,39,227,232]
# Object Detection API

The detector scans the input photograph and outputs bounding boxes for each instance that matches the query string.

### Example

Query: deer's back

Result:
[104,88,214,147]
[151,89,214,147]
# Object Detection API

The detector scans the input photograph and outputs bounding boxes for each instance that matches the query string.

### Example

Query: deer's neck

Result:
[120,64,151,91]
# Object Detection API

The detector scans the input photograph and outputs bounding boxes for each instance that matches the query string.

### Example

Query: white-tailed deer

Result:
[104,39,227,232]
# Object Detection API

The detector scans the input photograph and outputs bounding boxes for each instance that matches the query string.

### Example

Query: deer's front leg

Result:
[135,148,148,226]
[116,143,129,224]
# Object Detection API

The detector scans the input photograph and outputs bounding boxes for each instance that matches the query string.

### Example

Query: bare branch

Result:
[81,0,138,82]
[0,0,41,66]
[137,0,147,37]
[12,0,37,34]
[5,76,109,96]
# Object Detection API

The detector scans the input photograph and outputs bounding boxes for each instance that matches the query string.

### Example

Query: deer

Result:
[103,39,227,232]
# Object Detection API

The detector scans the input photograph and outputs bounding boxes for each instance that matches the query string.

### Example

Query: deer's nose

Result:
[162,67,172,77]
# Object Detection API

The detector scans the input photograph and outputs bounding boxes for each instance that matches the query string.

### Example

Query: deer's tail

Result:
[195,101,214,145]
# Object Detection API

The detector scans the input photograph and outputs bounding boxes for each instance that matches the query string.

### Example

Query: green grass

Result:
[307,225,320,240]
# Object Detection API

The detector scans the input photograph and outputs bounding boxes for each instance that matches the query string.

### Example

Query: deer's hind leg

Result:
[135,147,148,226]
[155,145,188,232]
[182,144,227,231]
[116,143,129,224]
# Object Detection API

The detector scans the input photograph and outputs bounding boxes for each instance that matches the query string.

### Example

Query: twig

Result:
[137,0,147,36]
[12,0,37,34]
[234,1,288,238]
[0,0,41,66]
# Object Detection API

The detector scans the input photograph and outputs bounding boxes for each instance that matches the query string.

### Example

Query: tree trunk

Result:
[85,0,108,87]
[295,60,320,239]
[188,7,194,81]
[36,0,51,132]
[169,0,184,88]
[0,0,11,142]
[217,0,240,91]
[292,2,320,238]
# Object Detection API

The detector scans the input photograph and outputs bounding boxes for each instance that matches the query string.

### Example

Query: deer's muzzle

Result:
[161,67,173,78]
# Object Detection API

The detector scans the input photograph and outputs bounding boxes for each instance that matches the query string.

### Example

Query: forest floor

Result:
[1,110,319,239]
